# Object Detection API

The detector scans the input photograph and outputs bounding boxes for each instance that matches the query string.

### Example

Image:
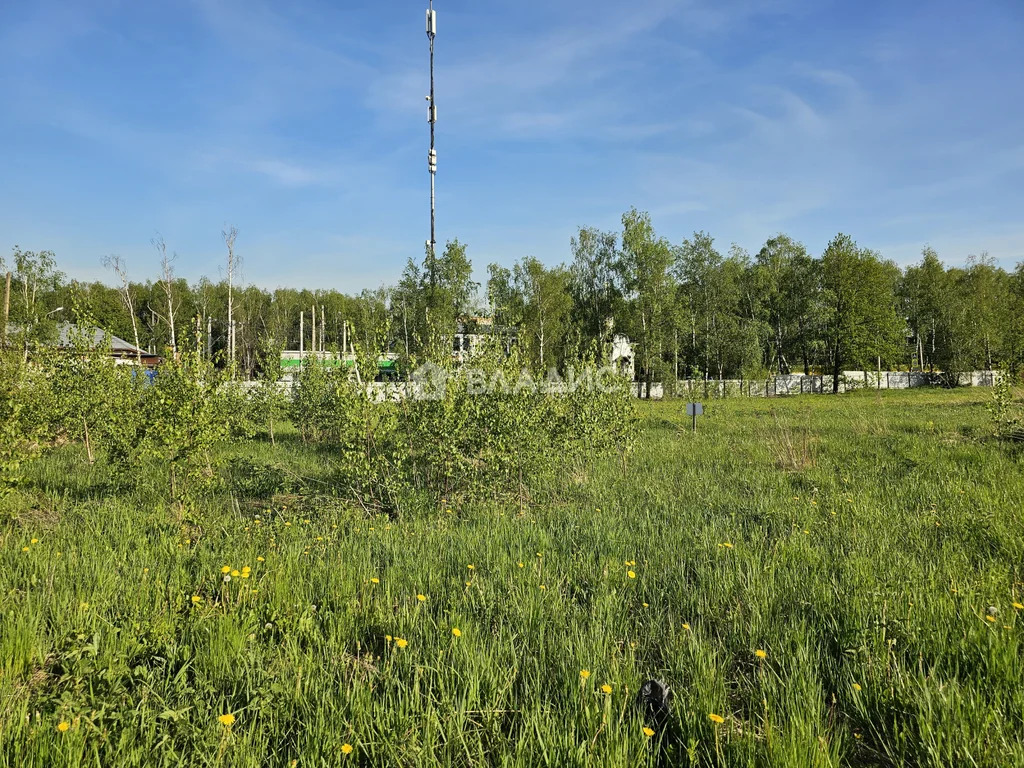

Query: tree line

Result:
[3,210,1023,386]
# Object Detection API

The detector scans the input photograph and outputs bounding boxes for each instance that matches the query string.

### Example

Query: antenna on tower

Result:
[426,1,437,260]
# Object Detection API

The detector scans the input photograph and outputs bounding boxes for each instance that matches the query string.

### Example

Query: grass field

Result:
[2,388,1023,767]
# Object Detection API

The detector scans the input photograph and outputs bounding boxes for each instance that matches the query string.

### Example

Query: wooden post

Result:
[311,303,316,360]
[300,311,304,358]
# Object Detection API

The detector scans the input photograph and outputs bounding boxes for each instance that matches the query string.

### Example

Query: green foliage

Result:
[821,234,905,390]
[289,357,345,444]
[12,223,1024,385]
[131,334,230,506]
[2,389,1023,766]
[987,373,1023,440]
[226,456,292,499]
[288,336,638,513]
[0,353,40,501]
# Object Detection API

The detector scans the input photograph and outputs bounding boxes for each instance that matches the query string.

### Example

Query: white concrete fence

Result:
[634,370,1001,399]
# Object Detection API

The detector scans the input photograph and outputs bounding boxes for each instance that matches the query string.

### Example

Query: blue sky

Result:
[1,0,1022,292]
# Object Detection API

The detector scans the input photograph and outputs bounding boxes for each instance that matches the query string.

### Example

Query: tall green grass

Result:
[1,388,1022,766]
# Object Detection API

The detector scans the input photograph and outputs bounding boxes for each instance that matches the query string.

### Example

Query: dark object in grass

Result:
[637,679,671,727]
[638,680,679,766]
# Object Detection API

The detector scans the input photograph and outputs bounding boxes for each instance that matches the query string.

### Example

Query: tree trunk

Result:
[83,418,94,465]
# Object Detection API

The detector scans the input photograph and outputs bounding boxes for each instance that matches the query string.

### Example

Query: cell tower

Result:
[426,1,437,257]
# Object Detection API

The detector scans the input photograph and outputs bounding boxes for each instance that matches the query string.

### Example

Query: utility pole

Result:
[426,2,437,271]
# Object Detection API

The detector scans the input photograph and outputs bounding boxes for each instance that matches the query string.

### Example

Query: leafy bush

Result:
[290,338,638,513]
[226,457,292,499]
[987,372,1023,441]
[0,353,40,501]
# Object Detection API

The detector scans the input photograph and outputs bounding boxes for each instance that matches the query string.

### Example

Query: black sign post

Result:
[686,402,704,432]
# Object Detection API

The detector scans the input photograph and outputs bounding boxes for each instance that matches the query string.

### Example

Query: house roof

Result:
[56,323,153,357]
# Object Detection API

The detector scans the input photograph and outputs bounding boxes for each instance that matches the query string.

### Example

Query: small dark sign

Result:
[686,402,704,432]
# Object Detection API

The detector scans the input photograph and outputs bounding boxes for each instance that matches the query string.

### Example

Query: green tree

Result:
[617,209,673,396]
[512,257,572,369]
[568,227,620,347]
[901,246,948,371]
[753,234,819,374]
[820,234,904,392]
[8,246,64,354]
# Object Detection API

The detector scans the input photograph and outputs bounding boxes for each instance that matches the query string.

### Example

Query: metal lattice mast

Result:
[426,2,437,259]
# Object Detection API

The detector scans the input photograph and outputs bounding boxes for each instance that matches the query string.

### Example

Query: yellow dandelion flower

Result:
[601,684,612,694]
[284,522,291,527]
[221,566,230,574]
[256,556,265,562]
[191,595,202,604]
[80,602,89,610]
[642,726,655,737]
[517,562,524,568]
[231,570,240,578]
[682,623,691,631]
[852,683,862,691]
[539,584,547,590]
[802,529,810,535]
[754,649,767,659]
[986,615,996,623]
[416,594,426,602]
[720,542,733,549]
[396,638,408,649]
[708,713,725,724]
[341,743,353,755]
[467,564,475,570]
[384,635,392,642]
[451,627,461,637]
[21,547,29,552]
[218,713,235,726]
[57,721,70,732]
[1013,602,1023,610]
[627,570,636,579]
[31,538,38,544]
[643,602,649,607]
[240,572,250,579]
[370,577,380,584]
[580,669,591,679]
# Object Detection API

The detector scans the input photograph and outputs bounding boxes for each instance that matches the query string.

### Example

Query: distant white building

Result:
[610,333,634,379]
[452,317,517,362]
